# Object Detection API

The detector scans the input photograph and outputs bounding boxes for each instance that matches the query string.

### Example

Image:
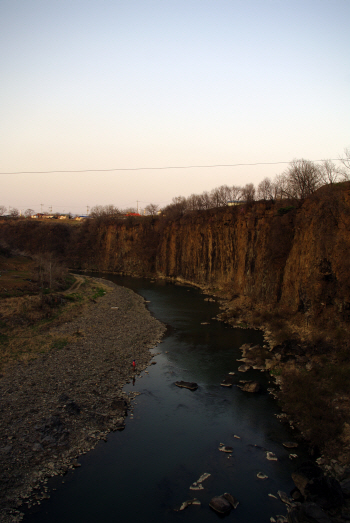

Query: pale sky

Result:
[1,0,349,215]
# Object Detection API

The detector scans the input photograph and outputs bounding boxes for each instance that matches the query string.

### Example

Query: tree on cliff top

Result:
[144,203,159,216]
[282,159,322,200]
[339,147,350,180]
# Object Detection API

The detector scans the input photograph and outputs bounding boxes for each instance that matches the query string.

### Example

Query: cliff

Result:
[1,182,350,332]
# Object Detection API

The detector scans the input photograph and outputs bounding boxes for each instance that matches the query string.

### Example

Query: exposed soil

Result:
[0,277,166,523]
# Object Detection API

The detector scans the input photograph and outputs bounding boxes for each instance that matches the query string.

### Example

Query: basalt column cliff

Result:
[1,183,349,330]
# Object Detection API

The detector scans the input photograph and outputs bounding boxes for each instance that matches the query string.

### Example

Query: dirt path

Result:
[0,277,166,523]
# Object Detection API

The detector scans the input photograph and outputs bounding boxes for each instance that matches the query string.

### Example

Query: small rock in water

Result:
[238,364,251,372]
[201,322,210,325]
[257,472,268,479]
[197,472,211,483]
[174,381,198,391]
[268,493,278,499]
[277,490,291,504]
[220,375,235,387]
[229,371,235,375]
[176,498,201,511]
[282,441,298,449]
[289,453,298,459]
[219,443,233,453]
[189,472,211,490]
[234,435,241,439]
[237,380,260,393]
[266,451,278,461]
[189,483,204,491]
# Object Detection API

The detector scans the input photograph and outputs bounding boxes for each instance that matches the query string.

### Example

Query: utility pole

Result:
[87,205,90,215]
[137,200,139,213]
[40,203,44,213]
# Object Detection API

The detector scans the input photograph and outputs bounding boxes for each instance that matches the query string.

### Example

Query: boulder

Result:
[175,381,198,391]
[292,461,343,510]
[209,495,232,515]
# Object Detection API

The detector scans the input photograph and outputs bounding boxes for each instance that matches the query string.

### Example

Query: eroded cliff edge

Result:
[1,183,349,337]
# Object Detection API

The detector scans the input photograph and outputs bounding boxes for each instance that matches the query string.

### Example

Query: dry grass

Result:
[0,252,110,373]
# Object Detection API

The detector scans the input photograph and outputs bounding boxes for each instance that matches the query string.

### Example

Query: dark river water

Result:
[24,275,308,523]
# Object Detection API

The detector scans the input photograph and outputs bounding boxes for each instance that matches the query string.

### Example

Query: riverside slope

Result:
[0,278,165,523]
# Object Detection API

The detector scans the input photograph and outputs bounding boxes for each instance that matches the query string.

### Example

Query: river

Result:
[24,275,308,522]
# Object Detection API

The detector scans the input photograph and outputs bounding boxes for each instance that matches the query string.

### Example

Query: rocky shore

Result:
[0,278,166,523]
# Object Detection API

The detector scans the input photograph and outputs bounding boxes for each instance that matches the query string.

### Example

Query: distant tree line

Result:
[2,148,349,222]
[160,150,350,217]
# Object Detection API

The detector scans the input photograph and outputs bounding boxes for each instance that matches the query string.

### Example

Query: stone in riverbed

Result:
[220,375,235,387]
[175,381,198,391]
[257,472,268,479]
[219,443,233,453]
[237,380,260,393]
[176,498,201,511]
[266,451,278,461]
[209,496,232,515]
[238,364,251,372]
[283,441,298,449]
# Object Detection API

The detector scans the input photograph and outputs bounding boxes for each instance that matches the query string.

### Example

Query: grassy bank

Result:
[0,249,109,373]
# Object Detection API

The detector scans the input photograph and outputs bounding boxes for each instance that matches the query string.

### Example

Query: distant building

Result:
[227,200,246,206]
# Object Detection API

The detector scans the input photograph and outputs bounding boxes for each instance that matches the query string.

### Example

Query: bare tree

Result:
[0,205,6,216]
[24,208,35,218]
[319,160,341,185]
[199,191,212,209]
[282,159,322,199]
[241,183,256,202]
[229,185,242,201]
[144,203,159,216]
[273,173,288,199]
[339,147,350,180]
[9,208,19,217]
[90,204,120,218]
[257,177,274,200]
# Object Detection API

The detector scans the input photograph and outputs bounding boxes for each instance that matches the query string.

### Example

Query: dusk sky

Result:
[1,0,349,215]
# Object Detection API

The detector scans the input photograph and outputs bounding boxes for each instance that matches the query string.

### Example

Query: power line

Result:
[0,159,342,175]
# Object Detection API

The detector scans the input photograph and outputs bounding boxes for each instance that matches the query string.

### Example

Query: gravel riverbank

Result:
[0,278,166,522]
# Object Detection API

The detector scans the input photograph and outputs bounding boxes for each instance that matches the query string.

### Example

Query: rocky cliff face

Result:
[73,184,350,329]
[1,183,349,329]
